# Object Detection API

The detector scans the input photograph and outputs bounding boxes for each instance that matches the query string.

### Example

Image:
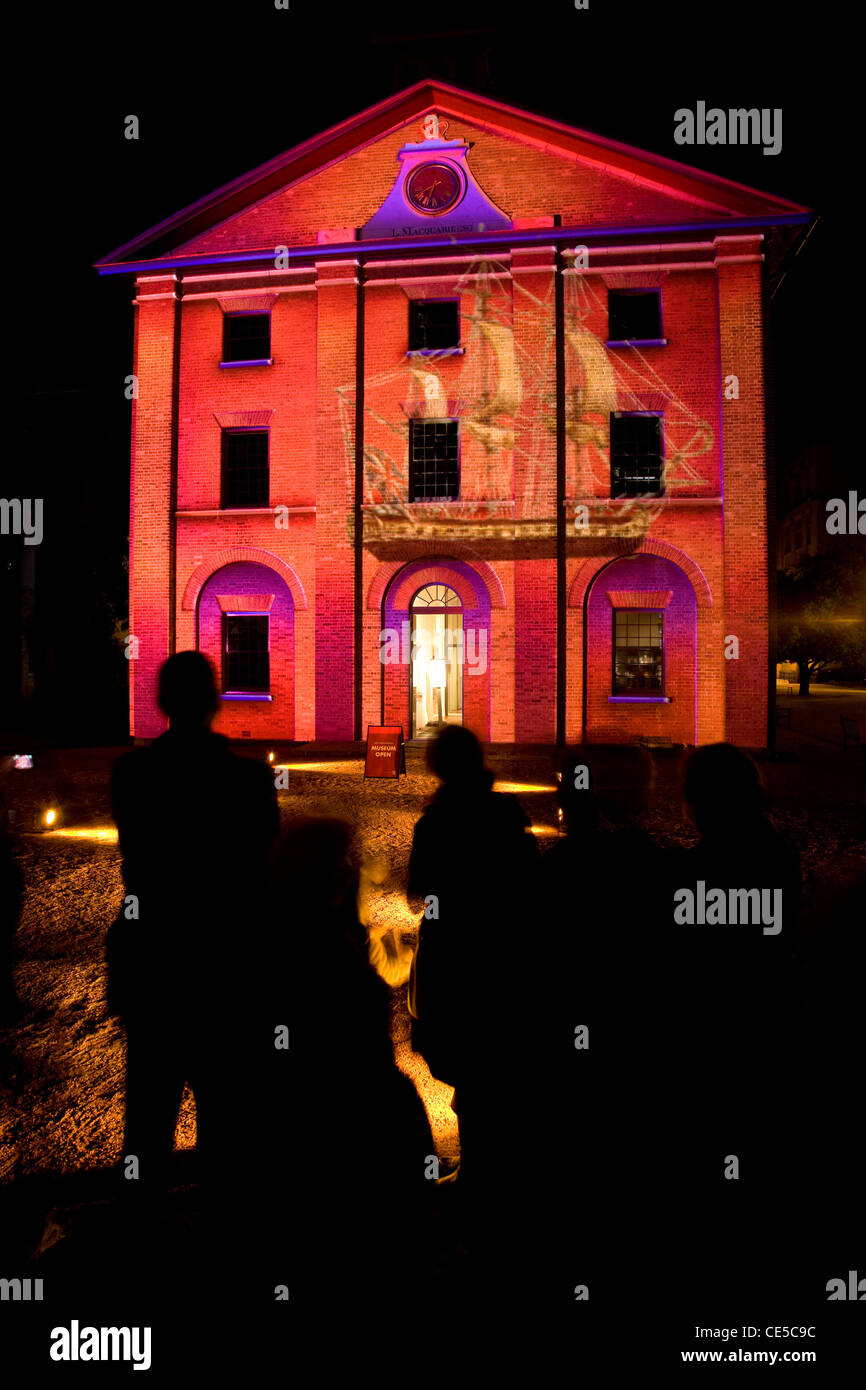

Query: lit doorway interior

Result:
[410,584,463,739]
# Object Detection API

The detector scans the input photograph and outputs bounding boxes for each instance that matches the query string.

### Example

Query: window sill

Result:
[565,498,722,507]
[219,359,273,368]
[221,692,273,702]
[610,494,665,502]
[608,695,671,703]
[605,339,668,348]
[217,505,271,514]
[406,348,464,357]
[179,507,317,517]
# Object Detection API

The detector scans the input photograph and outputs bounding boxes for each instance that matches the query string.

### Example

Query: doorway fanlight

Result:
[410,583,462,609]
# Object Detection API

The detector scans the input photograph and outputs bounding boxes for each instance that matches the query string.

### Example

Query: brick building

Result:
[777,444,837,571]
[96,82,810,748]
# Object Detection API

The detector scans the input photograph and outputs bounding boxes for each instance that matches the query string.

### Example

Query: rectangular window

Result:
[409,420,460,501]
[409,299,461,351]
[223,614,270,693]
[607,290,662,342]
[223,313,271,362]
[610,413,664,497]
[222,430,269,508]
[613,609,664,694]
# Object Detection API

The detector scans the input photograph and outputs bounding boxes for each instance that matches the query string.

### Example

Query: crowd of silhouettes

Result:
[102,658,862,1310]
[2,648,861,1322]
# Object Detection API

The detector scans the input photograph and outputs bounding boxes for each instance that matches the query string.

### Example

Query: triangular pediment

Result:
[96,81,810,271]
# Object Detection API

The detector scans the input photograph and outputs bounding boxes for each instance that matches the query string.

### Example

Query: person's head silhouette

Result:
[556,753,599,837]
[683,742,764,837]
[427,724,493,792]
[271,817,359,914]
[157,651,219,733]
[597,744,655,827]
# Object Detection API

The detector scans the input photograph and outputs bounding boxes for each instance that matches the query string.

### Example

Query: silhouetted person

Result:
[538,746,665,1309]
[107,652,278,1221]
[663,743,802,1302]
[787,847,865,1298]
[541,743,661,974]
[263,817,434,1308]
[406,727,539,1288]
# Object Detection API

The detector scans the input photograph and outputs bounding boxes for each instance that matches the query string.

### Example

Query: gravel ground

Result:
[1,754,481,1185]
[2,713,864,1194]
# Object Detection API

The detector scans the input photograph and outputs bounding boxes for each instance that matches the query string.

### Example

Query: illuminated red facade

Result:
[96,82,810,747]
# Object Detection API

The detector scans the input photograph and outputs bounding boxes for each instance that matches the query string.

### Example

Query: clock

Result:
[405,162,464,215]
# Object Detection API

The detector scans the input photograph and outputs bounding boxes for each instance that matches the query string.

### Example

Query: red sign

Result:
[364,725,406,779]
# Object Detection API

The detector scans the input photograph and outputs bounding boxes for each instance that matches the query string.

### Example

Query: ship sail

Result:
[564,327,619,448]
[471,321,522,420]
[408,367,449,416]
[461,315,522,452]
[464,420,515,451]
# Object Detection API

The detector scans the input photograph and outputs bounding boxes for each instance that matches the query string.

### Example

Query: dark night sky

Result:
[3,0,853,738]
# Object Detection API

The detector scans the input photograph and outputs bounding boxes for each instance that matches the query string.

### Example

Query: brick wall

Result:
[129,283,176,738]
[717,248,769,747]
[513,248,557,742]
[315,262,358,738]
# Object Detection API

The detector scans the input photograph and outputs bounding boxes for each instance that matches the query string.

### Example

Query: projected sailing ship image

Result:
[338,254,714,544]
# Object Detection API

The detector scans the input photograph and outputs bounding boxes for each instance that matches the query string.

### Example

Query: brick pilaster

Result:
[716,242,769,747]
[315,261,358,738]
[130,278,178,738]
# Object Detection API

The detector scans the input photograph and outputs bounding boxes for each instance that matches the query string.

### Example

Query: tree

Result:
[777,550,866,695]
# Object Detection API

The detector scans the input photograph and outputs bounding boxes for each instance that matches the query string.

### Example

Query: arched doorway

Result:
[380,557,492,742]
[409,583,463,739]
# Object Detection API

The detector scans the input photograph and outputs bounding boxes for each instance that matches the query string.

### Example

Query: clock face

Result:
[405,162,463,215]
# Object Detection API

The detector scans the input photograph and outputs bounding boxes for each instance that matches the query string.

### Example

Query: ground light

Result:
[42,826,119,843]
[492,781,557,794]
[272,761,363,774]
